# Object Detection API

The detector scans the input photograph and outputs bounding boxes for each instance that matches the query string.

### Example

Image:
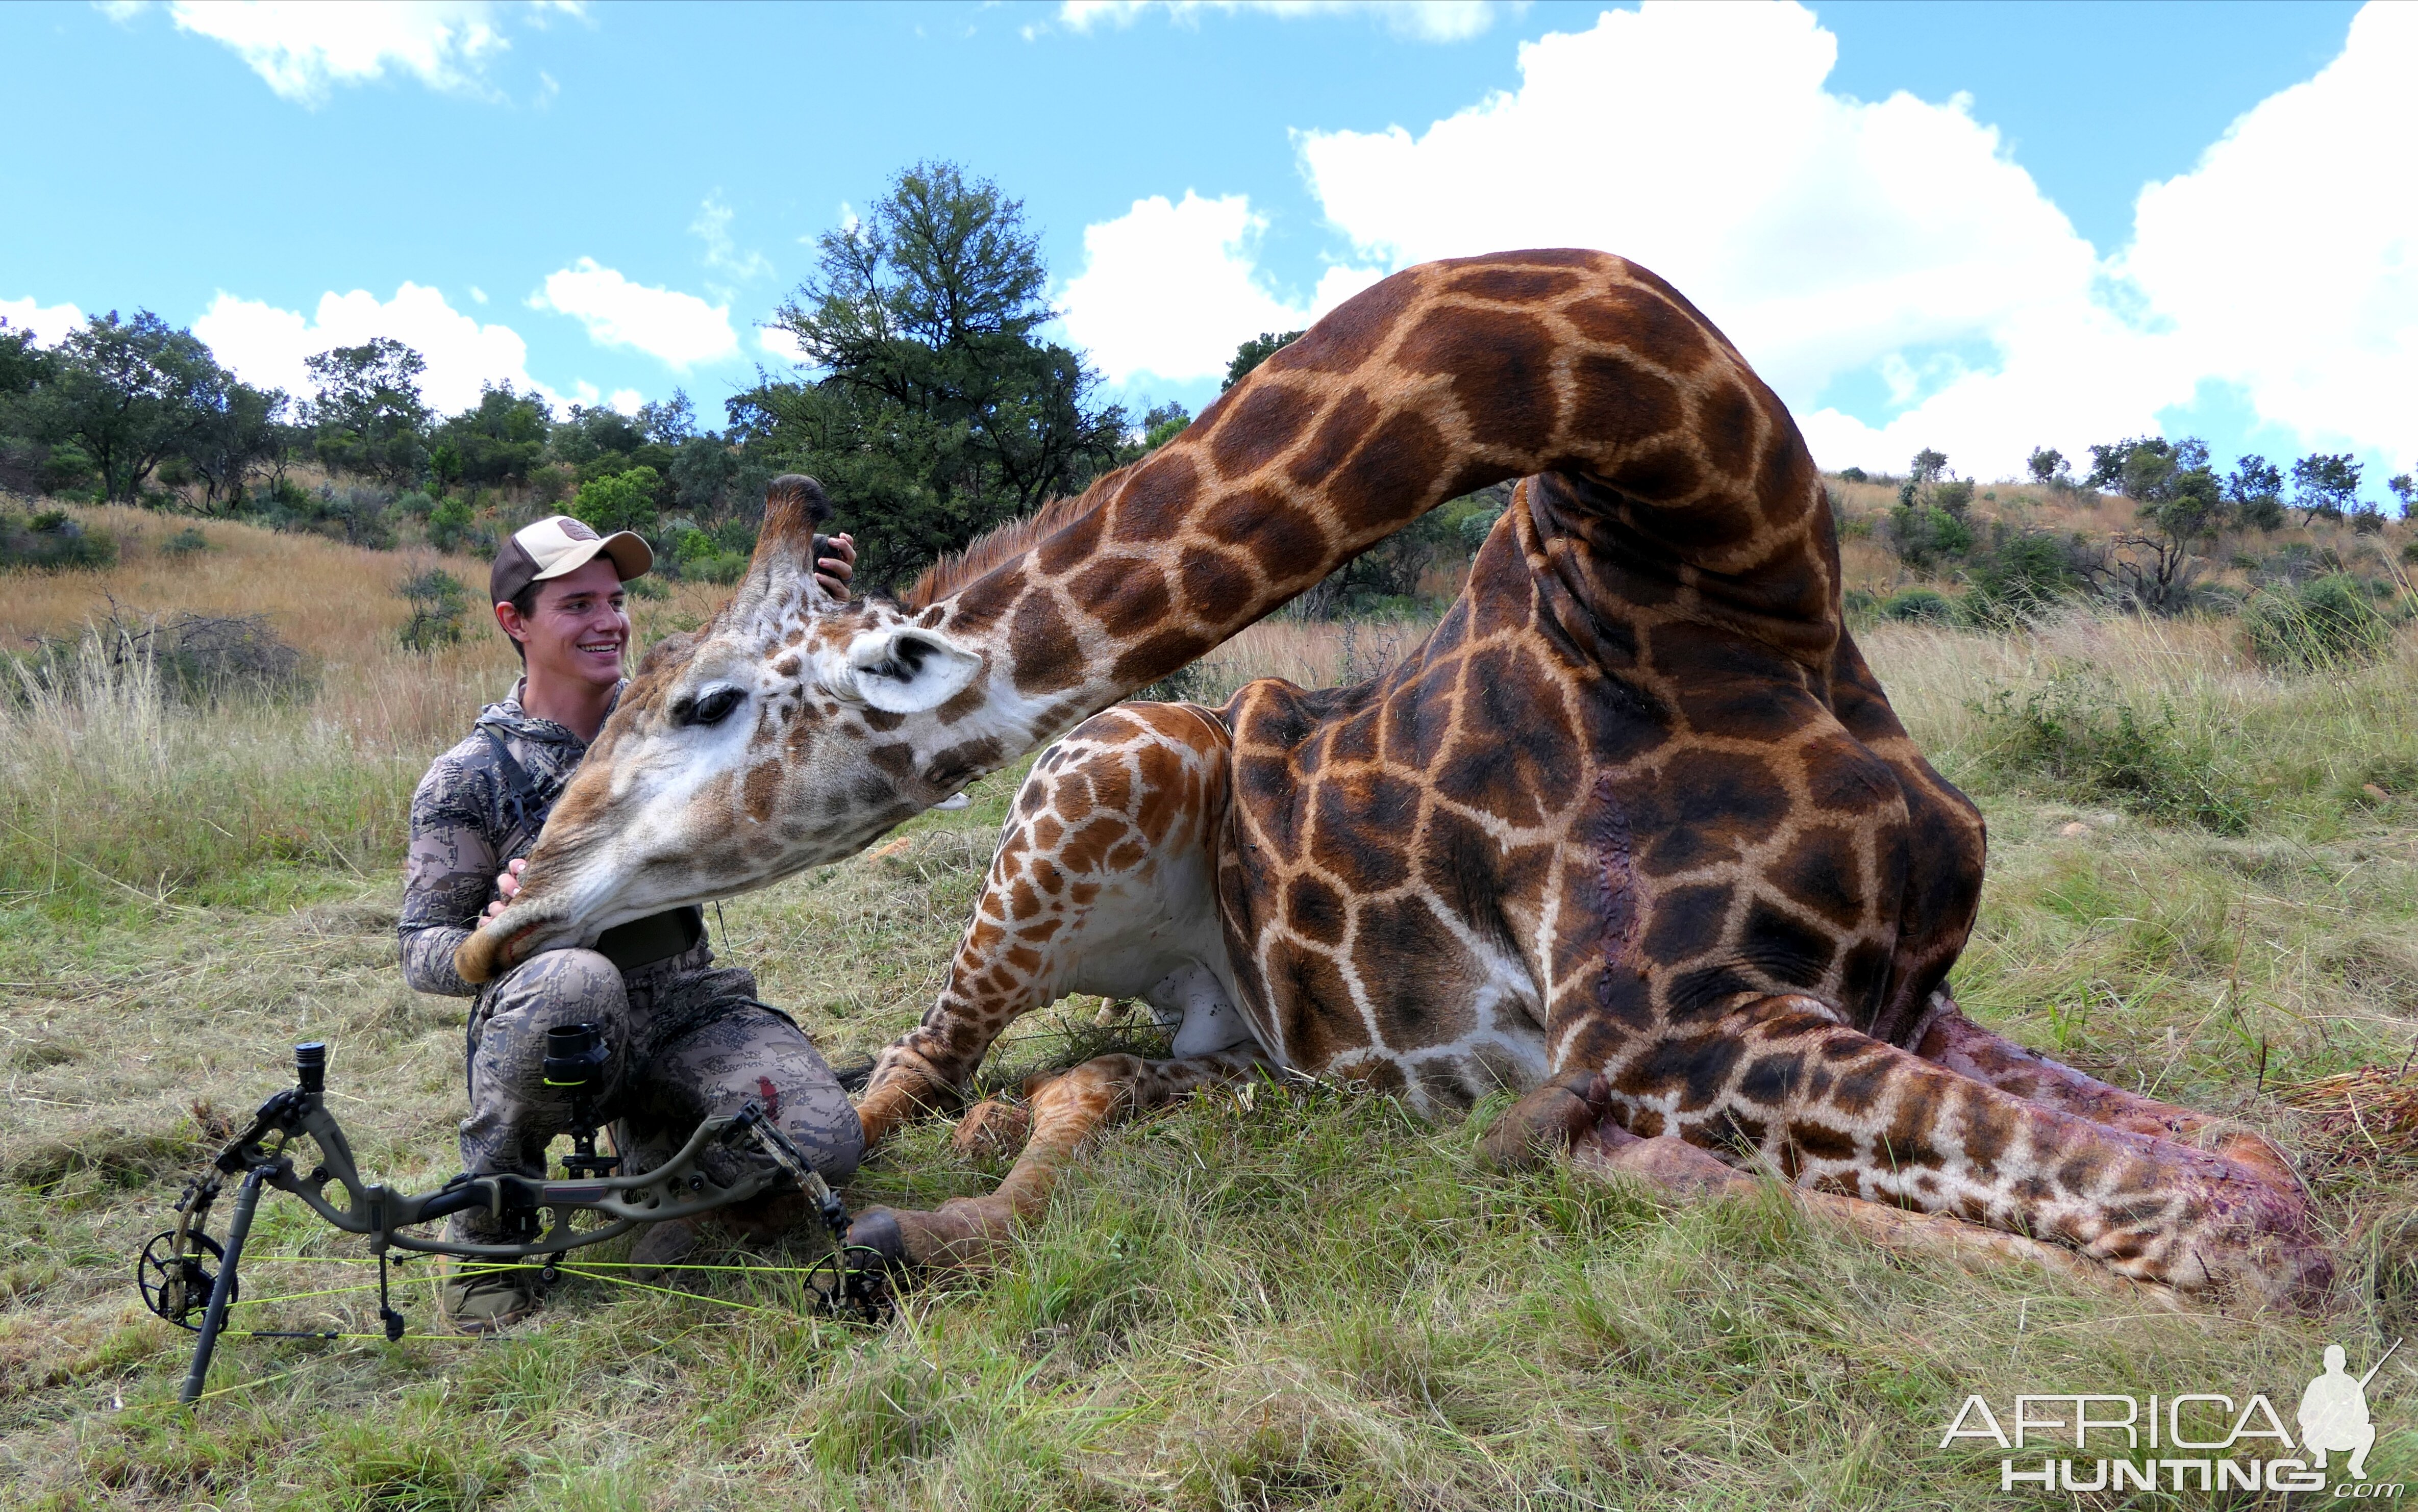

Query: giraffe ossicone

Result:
[459,249,2330,1307]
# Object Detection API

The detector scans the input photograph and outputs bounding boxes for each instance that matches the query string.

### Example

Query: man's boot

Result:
[439,1214,539,1334]
[628,1216,702,1286]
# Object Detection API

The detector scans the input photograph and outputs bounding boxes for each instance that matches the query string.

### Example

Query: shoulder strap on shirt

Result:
[476,721,567,861]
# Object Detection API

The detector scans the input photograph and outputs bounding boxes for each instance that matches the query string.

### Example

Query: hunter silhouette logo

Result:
[1940,1339,2403,1495]
[2302,1341,2397,1481]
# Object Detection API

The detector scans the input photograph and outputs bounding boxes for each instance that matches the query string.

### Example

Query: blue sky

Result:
[2,1,2408,496]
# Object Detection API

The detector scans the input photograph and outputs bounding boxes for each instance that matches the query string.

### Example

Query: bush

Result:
[0,506,117,571]
[426,494,480,555]
[1969,675,2250,833]
[397,568,468,653]
[13,604,309,705]
[1886,505,1971,568]
[160,527,210,558]
[1881,587,1955,623]
[1965,531,2077,620]
[2241,574,2399,669]
[39,440,98,497]
[672,524,749,584]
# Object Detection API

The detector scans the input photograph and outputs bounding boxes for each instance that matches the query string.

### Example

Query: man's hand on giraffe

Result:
[484,858,527,923]
[816,533,857,598]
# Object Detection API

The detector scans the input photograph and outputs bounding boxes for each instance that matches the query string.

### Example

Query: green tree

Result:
[183,380,295,511]
[432,384,551,486]
[1223,331,1302,392]
[571,466,662,535]
[28,310,231,502]
[551,402,669,482]
[305,337,430,486]
[1139,402,1190,452]
[2025,446,2072,489]
[2224,454,2285,531]
[2085,436,2221,613]
[741,162,1129,589]
[0,319,54,406]
[668,434,752,519]
[2288,452,2361,524]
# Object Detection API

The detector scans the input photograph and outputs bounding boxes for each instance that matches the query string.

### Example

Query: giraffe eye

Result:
[672,684,744,728]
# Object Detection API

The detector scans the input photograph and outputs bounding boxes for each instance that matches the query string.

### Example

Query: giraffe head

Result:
[454,475,994,982]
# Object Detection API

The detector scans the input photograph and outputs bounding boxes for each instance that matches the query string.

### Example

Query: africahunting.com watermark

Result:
[1940,1342,2401,1496]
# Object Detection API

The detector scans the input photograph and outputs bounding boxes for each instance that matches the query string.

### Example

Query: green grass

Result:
[4,611,2418,1507]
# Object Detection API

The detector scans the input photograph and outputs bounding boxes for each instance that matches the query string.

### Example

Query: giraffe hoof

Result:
[1478,1071,1607,1170]
[951,1099,1032,1160]
[860,1199,1017,1271]
[843,1208,913,1274]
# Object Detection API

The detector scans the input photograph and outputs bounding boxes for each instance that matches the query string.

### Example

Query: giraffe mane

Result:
[900,466,1132,612]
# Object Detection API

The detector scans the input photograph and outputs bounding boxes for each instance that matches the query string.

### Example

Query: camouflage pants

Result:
[456,944,862,1238]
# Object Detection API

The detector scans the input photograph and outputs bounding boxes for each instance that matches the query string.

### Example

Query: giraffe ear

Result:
[844,624,983,713]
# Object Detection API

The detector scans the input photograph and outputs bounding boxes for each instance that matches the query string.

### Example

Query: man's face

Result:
[499,557,631,688]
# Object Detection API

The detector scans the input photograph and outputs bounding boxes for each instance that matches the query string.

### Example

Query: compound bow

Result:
[139,1040,905,1404]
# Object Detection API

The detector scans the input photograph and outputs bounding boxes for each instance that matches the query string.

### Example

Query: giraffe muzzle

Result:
[454,911,556,986]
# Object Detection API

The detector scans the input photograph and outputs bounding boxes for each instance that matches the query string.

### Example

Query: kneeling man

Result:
[398,513,863,1331]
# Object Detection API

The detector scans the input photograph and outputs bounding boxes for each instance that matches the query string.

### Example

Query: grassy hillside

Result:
[2,502,2416,1507]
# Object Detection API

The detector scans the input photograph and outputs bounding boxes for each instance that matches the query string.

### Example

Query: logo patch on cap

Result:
[559,519,599,542]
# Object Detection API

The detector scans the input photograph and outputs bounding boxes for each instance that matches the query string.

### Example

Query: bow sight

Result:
[140,1041,904,1404]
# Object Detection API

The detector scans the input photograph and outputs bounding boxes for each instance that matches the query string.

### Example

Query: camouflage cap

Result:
[490,516,653,605]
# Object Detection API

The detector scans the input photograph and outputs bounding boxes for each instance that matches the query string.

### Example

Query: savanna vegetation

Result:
[4,160,2417,1509]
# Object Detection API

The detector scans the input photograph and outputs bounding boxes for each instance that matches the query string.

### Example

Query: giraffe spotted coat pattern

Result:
[462,250,2327,1304]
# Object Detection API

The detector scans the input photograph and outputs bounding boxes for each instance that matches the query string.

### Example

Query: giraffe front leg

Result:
[1610,995,2333,1307]
[855,703,1235,1150]
[863,1045,1268,1268]
[1911,994,2305,1200]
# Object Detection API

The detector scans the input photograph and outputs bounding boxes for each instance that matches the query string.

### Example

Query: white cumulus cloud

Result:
[148,1,514,106]
[1077,0,2413,479]
[194,283,549,413]
[1294,2,2140,475]
[2119,1,2418,465]
[1059,191,1382,385]
[0,296,87,346]
[531,259,739,370]
[1058,1,1502,43]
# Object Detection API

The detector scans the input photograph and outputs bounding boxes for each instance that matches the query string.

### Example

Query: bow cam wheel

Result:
[137,1230,231,1331]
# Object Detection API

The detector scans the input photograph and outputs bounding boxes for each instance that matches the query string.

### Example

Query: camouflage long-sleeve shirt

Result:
[399,680,622,998]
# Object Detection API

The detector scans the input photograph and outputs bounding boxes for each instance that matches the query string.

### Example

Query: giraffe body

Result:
[462,250,2327,1304]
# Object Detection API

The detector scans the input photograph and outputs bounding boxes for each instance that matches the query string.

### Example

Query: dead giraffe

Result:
[459,250,2328,1306]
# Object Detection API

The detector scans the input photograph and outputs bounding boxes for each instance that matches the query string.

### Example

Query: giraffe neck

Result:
[912,249,1829,768]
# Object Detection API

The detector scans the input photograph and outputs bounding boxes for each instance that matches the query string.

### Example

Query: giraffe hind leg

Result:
[862,1045,1269,1268]
[1482,1064,2183,1303]
[1912,996,2305,1200]
[1573,1116,2186,1306]
[1585,994,2331,1306]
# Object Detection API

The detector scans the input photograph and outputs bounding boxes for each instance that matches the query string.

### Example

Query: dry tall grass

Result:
[2,505,2415,1507]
